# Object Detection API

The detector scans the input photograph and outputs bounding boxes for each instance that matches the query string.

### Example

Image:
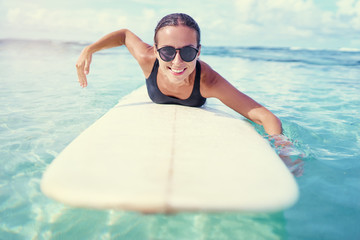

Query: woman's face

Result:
[155,25,201,85]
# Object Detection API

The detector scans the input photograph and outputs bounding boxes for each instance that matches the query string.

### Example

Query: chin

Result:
[167,76,187,85]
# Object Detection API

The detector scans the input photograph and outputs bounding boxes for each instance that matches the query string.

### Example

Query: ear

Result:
[153,44,161,61]
[197,44,202,59]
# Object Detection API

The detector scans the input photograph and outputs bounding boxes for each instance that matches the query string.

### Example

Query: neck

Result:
[157,70,196,99]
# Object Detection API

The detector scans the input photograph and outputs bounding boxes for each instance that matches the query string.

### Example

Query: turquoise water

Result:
[1,39,359,240]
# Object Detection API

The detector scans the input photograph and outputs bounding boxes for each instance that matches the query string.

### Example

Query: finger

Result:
[84,61,90,75]
[80,74,88,88]
[84,55,92,75]
[76,65,88,87]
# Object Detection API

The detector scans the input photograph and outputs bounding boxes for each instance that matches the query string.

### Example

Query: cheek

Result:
[158,61,169,71]
[187,62,197,72]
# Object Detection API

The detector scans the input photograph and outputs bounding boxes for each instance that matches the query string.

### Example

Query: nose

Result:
[172,50,183,64]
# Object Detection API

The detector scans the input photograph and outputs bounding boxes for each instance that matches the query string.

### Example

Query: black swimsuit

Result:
[146,59,206,107]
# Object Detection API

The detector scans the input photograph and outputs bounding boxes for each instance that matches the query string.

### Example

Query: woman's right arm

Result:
[75,29,153,87]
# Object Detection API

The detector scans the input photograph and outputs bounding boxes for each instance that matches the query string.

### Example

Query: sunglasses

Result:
[157,46,199,62]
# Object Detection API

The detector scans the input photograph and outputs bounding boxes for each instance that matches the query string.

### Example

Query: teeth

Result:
[171,68,184,73]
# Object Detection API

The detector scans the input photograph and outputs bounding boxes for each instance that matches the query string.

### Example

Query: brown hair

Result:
[154,13,201,47]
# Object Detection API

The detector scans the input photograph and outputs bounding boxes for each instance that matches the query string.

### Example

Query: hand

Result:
[279,153,304,177]
[75,47,92,87]
[268,135,304,177]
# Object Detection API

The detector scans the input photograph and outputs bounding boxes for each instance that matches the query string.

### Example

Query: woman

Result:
[76,13,282,136]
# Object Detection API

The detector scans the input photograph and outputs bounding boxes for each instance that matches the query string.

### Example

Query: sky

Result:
[0,0,359,50]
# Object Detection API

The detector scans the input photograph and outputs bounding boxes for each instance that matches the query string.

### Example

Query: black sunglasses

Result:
[157,46,199,62]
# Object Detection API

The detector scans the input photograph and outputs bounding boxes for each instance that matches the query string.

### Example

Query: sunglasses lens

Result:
[180,47,198,62]
[159,47,176,62]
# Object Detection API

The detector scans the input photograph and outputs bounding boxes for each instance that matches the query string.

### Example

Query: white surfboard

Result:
[41,85,299,213]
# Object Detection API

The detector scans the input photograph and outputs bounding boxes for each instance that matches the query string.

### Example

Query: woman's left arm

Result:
[200,62,304,176]
[200,61,282,135]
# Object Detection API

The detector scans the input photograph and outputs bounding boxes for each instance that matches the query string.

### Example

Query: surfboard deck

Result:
[41,85,299,213]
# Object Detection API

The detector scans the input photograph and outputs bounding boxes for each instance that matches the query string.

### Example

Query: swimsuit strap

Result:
[192,60,202,98]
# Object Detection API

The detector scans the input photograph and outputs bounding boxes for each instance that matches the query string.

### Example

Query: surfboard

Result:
[41,85,299,213]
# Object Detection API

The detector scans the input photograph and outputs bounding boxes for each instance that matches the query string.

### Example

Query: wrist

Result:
[84,45,96,55]
[267,134,292,148]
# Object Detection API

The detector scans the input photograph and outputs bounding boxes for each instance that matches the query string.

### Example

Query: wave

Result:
[0,38,91,50]
[338,47,360,52]
[1,39,359,67]
[291,46,360,52]
[202,46,360,67]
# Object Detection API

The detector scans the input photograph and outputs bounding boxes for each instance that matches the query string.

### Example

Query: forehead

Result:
[156,25,197,47]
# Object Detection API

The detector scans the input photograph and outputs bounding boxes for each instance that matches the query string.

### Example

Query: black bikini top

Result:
[145,59,206,107]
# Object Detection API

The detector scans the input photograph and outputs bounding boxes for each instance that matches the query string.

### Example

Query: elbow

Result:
[254,110,282,135]
[119,29,129,45]
[271,115,283,135]
[264,114,282,136]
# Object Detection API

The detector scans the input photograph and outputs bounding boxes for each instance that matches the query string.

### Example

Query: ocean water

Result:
[0,39,359,240]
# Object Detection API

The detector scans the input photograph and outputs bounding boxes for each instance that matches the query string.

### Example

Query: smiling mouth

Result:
[169,67,186,74]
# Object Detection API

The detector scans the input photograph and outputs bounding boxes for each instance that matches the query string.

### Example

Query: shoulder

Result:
[198,60,227,98]
[136,47,156,73]
[124,32,156,77]
[139,52,157,79]
[199,60,220,85]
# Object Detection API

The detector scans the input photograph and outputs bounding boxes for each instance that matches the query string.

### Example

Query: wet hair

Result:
[154,13,201,48]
